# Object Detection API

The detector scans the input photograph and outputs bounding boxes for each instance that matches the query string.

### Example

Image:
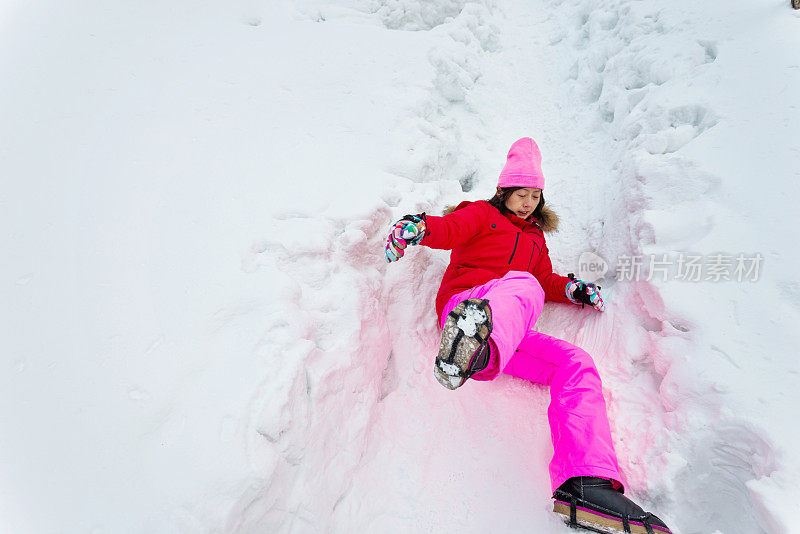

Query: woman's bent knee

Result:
[502,271,545,306]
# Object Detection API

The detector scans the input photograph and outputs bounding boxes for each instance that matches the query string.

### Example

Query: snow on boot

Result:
[434,298,493,390]
[553,477,672,534]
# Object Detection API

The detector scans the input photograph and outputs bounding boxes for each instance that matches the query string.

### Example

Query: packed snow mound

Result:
[1,0,798,533]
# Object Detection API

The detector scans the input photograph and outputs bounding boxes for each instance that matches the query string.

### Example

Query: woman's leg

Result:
[504,333,624,493]
[438,276,670,531]
[439,271,545,380]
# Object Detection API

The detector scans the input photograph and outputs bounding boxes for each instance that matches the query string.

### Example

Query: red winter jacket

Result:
[421,200,573,320]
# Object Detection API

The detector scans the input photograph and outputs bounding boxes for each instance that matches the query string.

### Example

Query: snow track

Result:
[234,1,798,533]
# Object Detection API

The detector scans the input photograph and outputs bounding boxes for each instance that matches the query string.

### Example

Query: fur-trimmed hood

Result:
[442,202,559,233]
[534,204,559,233]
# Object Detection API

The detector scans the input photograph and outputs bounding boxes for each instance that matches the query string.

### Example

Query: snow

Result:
[437,360,462,378]
[455,303,487,338]
[1,0,799,533]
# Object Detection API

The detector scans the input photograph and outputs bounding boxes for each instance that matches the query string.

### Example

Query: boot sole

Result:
[554,501,672,534]
[433,298,492,390]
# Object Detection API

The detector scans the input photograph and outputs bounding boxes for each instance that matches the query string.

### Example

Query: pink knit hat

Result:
[497,137,545,190]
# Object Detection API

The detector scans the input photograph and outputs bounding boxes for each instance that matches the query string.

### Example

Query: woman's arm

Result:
[420,201,487,251]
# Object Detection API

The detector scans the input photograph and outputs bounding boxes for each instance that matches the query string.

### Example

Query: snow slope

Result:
[1,0,799,533]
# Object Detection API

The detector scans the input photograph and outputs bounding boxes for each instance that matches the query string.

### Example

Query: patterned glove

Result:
[565,273,605,312]
[385,214,427,263]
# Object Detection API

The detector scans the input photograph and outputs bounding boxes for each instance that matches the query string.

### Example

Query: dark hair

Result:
[487,187,545,222]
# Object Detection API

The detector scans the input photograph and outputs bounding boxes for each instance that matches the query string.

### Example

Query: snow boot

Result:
[553,477,672,534]
[434,298,493,390]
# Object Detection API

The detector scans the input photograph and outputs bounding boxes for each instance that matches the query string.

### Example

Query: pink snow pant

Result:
[440,271,624,493]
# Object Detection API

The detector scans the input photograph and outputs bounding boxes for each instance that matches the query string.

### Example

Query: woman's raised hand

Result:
[566,274,605,312]
[385,214,426,263]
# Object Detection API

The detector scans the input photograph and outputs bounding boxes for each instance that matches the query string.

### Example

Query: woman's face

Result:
[502,187,541,220]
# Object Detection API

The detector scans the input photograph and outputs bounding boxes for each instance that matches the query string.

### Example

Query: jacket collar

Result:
[502,210,539,232]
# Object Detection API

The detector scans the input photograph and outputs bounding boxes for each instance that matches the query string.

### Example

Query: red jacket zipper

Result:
[508,233,519,264]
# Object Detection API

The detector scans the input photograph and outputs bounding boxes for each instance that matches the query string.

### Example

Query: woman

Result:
[385,138,672,534]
